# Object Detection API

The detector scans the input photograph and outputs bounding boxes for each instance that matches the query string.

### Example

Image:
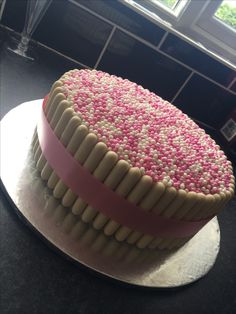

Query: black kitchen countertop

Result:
[1,29,236,314]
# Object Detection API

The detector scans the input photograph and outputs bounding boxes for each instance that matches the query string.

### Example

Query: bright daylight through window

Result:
[123,0,236,67]
[153,0,180,10]
[215,0,236,30]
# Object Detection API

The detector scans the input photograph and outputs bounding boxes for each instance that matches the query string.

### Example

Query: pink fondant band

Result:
[37,98,212,238]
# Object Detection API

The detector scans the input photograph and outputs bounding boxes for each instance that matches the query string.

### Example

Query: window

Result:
[215,0,236,30]
[195,0,236,52]
[122,0,236,67]
[157,0,179,10]
[150,0,184,13]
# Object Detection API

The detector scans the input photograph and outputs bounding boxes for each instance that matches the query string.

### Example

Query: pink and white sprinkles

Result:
[61,69,232,195]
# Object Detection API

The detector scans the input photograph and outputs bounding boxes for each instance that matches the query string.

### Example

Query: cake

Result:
[32,69,235,250]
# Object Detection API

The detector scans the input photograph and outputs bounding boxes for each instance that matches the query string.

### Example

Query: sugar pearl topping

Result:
[60,69,233,195]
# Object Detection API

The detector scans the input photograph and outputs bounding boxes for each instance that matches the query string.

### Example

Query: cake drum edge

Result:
[0,100,220,288]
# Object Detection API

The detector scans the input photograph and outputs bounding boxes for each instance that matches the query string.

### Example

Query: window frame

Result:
[122,0,236,67]
[146,0,189,19]
[195,0,236,50]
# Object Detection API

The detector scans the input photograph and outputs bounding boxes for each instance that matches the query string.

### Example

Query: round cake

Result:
[32,69,235,250]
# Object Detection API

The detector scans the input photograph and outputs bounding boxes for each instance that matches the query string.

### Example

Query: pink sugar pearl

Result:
[61,69,233,195]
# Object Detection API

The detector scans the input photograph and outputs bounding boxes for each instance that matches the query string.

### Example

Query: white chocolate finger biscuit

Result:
[81,159,129,223]
[103,168,141,236]
[72,151,119,215]
[128,185,181,246]
[53,125,88,199]
[114,175,153,242]
[47,115,82,189]
[34,89,65,162]
[65,142,108,217]
[61,133,98,207]
[37,106,73,173]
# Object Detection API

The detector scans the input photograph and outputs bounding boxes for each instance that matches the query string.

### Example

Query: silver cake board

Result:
[0,100,220,289]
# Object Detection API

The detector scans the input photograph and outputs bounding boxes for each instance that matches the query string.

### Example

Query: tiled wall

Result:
[1,0,236,131]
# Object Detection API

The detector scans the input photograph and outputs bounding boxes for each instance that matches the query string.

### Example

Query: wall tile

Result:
[160,33,236,87]
[0,31,82,118]
[32,0,113,67]
[78,0,165,46]
[0,25,7,47]
[230,80,236,93]
[1,0,27,32]
[1,0,113,68]
[173,74,236,128]
[1,0,235,135]
[98,30,191,100]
